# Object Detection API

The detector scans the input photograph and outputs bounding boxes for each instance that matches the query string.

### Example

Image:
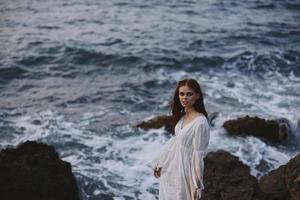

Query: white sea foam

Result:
[4,110,164,198]
[2,102,299,200]
[2,67,299,199]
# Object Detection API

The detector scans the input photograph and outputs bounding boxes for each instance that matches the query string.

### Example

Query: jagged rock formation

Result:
[0,141,80,200]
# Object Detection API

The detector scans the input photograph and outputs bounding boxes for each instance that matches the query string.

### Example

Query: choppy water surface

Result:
[1,0,300,199]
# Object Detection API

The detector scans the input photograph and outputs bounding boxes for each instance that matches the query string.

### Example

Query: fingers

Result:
[153,168,161,178]
[153,170,157,178]
[193,189,200,200]
[154,170,160,178]
[154,171,159,178]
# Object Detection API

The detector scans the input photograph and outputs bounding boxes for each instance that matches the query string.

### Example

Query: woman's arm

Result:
[191,120,210,199]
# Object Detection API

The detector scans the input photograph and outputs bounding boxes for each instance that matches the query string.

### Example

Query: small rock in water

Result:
[226,81,235,88]
[32,119,42,125]
[134,115,173,133]
[223,115,290,142]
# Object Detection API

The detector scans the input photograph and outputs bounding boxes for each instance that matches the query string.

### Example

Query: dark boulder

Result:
[259,153,300,200]
[0,141,80,200]
[135,115,173,132]
[202,150,269,200]
[223,115,289,142]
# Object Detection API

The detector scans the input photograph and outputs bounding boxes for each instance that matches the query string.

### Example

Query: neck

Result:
[184,107,197,117]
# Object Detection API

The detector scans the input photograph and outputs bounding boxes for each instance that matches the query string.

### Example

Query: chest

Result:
[175,121,195,145]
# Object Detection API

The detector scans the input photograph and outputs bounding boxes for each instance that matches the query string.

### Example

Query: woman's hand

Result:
[153,167,162,178]
[193,188,201,200]
[193,189,197,200]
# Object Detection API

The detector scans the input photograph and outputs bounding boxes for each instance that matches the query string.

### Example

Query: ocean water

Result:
[1,0,300,199]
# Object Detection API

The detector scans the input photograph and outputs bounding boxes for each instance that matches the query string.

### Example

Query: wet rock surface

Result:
[223,115,289,142]
[135,115,173,132]
[259,153,300,200]
[0,141,80,200]
[202,150,269,200]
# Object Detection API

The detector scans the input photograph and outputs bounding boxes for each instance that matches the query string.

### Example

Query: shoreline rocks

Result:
[203,150,300,200]
[135,115,173,132]
[202,150,269,200]
[259,153,300,200]
[0,141,80,200]
[1,136,298,200]
[134,113,218,132]
[223,115,289,142]
[135,114,290,143]
[136,114,298,199]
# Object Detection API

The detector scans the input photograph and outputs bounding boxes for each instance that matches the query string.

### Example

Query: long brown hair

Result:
[169,78,208,134]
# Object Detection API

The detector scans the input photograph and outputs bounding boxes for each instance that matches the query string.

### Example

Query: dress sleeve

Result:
[149,136,176,170]
[191,120,210,199]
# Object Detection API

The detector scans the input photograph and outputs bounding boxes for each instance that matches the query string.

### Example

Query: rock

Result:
[223,115,289,142]
[202,150,269,200]
[255,159,273,178]
[135,113,216,132]
[259,153,300,200]
[259,165,287,199]
[135,115,173,132]
[0,141,80,200]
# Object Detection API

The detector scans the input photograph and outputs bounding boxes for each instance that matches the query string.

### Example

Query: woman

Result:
[150,78,210,200]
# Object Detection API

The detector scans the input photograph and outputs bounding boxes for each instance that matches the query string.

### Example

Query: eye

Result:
[187,92,193,96]
[179,92,184,96]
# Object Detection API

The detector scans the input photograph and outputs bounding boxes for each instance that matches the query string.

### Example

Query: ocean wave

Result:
[137,50,299,78]
[0,66,27,81]
[1,0,300,199]
[249,0,300,11]
[224,50,300,77]
[286,2,300,10]
[17,55,57,66]
[62,47,115,66]
[62,46,141,67]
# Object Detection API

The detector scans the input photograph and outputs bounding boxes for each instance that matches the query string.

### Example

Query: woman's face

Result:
[178,85,199,108]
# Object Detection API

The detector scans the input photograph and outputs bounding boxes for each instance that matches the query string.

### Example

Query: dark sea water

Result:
[1,0,300,199]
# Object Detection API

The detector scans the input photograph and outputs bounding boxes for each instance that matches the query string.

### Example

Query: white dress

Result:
[150,114,210,200]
